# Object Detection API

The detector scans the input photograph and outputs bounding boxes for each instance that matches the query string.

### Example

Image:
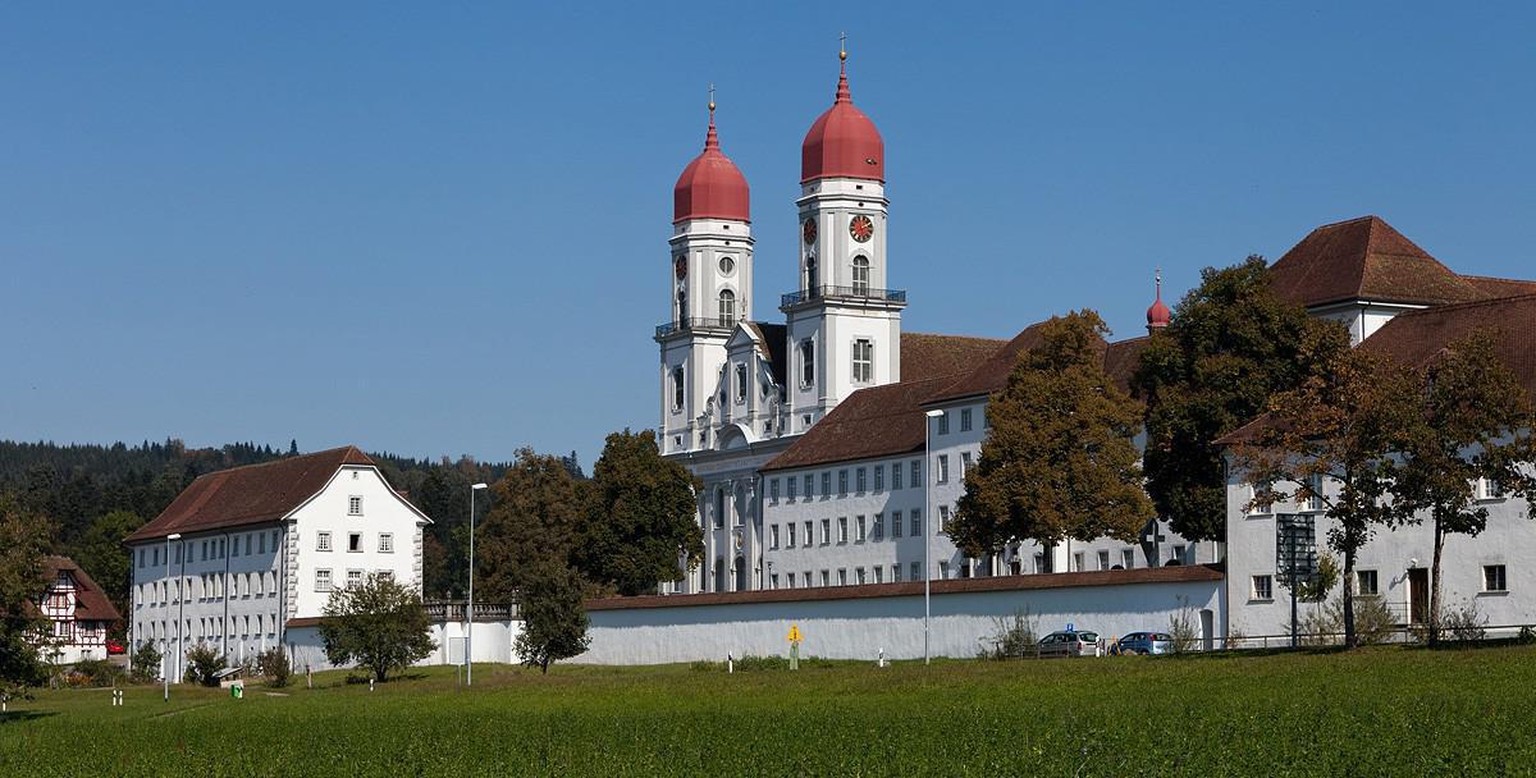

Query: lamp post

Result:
[923,409,944,666]
[164,532,181,701]
[467,483,488,686]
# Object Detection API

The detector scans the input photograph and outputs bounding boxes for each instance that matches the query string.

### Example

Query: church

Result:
[654,50,1212,597]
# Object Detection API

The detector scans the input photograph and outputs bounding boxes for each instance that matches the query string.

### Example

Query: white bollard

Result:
[727,653,734,674]
[369,678,375,692]
[877,648,886,668]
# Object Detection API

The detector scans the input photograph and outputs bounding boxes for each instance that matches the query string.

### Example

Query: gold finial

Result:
[839,31,847,61]
[708,82,716,112]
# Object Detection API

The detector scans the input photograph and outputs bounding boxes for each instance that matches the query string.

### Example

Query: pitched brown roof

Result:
[124,446,377,543]
[1358,293,1536,395]
[41,556,121,623]
[1268,215,1486,308]
[929,324,1145,405]
[762,376,955,471]
[588,564,1224,610]
[1462,275,1536,301]
[902,332,1008,382]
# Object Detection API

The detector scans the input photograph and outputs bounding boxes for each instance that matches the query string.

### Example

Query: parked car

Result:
[1037,630,1101,657]
[1110,631,1173,655]
[105,639,126,655]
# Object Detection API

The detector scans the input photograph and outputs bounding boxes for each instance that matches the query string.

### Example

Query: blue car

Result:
[1110,631,1174,655]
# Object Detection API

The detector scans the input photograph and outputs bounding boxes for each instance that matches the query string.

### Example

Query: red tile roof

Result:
[763,375,957,471]
[123,446,377,543]
[588,564,1224,610]
[929,325,1146,405]
[1358,293,1536,395]
[40,556,121,623]
[1268,215,1486,308]
[901,332,1008,382]
[1462,275,1536,301]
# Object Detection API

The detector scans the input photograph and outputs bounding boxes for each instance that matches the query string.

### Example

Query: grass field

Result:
[4,645,1535,776]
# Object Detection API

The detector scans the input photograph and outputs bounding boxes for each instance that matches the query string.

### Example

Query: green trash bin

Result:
[230,682,244,699]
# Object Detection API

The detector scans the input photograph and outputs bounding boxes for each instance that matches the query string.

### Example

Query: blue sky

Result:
[4,3,1534,468]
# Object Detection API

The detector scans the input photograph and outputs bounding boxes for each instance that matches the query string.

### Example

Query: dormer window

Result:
[735,365,747,404]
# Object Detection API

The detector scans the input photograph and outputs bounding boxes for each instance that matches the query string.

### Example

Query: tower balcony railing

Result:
[780,285,907,309]
[655,317,740,338]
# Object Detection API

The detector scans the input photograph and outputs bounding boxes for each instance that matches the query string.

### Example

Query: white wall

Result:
[581,575,1222,664]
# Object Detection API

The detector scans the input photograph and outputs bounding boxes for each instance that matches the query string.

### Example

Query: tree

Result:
[319,573,435,682]
[1134,257,1349,541]
[1394,330,1536,645]
[1234,345,1420,647]
[953,311,1155,558]
[577,430,703,596]
[476,449,590,600]
[73,509,144,625]
[513,560,590,673]
[0,494,52,701]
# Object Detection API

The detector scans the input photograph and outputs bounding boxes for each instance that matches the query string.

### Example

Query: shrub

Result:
[183,644,227,687]
[1169,596,1199,652]
[1518,625,1536,645]
[129,641,162,683]
[1351,595,1396,646]
[984,608,1039,659]
[1443,601,1488,643]
[68,658,123,688]
[257,647,291,688]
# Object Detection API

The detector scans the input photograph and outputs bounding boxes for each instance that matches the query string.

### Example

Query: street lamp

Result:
[164,532,181,701]
[467,483,488,686]
[923,409,944,666]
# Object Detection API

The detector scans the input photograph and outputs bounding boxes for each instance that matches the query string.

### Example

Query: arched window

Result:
[718,289,736,325]
[852,256,870,295]
[805,256,818,297]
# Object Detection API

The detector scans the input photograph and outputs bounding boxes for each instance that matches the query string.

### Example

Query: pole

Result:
[924,410,942,666]
[467,486,476,687]
[164,535,171,702]
[177,538,185,683]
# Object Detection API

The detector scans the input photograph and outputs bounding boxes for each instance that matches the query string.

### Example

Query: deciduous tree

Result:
[513,559,590,674]
[0,494,52,701]
[953,311,1154,557]
[475,449,589,600]
[1394,329,1536,645]
[577,430,702,596]
[1134,257,1349,541]
[319,573,435,682]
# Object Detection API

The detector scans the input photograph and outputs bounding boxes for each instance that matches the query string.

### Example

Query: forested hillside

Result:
[0,438,579,631]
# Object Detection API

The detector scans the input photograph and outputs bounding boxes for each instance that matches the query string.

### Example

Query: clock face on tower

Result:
[802,218,818,245]
[674,255,687,279]
[849,214,874,243]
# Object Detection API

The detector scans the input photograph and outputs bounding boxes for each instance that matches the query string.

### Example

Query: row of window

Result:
[1250,565,1510,601]
[137,570,279,606]
[1248,476,1507,516]
[771,562,923,589]
[138,529,283,569]
[767,452,976,506]
[768,509,945,549]
[314,568,393,592]
[138,614,278,643]
[316,530,393,554]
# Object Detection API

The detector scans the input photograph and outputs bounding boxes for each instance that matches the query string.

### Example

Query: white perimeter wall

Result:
[581,578,1223,665]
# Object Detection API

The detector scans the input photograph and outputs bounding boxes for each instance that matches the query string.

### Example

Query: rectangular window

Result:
[937,412,950,435]
[838,470,848,496]
[892,461,903,490]
[939,505,951,533]
[804,474,814,498]
[1033,553,1046,574]
[787,476,798,500]
[910,510,922,537]
[786,572,795,589]
[348,533,363,553]
[1306,474,1324,512]
[856,467,867,494]
[838,569,848,586]
[317,532,333,552]
[803,521,813,547]
[910,460,921,487]
[939,561,950,580]
[837,517,848,544]
[138,549,145,568]
[872,513,884,541]
[232,538,240,558]
[892,564,903,582]
[154,547,160,567]
[1481,478,1507,500]
[1074,551,1086,572]
[911,561,921,581]
[1252,574,1274,600]
[1357,570,1379,596]
[347,570,363,589]
[873,465,884,492]
[852,338,873,383]
[960,408,973,432]
[245,535,252,556]
[822,472,832,496]
[1172,545,1186,565]
[377,571,394,583]
[786,522,796,548]
[856,567,867,585]
[734,364,747,404]
[258,532,266,554]
[891,510,903,538]
[1098,550,1111,571]
[1122,549,1135,569]
[937,455,949,484]
[856,515,867,542]
[349,495,363,516]
[960,451,973,480]
[770,574,779,589]
[1485,565,1508,592]
[800,339,815,387]
[874,567,883,584]
[379,533,394,553]
[671,366,685,411]
[821,519,831,546]
[219,538,226,558]
[770,478,780,503]
[820,570,830,587]
[315,569,332,592]
[770,524,780,549]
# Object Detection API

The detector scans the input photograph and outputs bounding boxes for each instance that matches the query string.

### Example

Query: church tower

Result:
[782,47,905,433]
[657,97,754,456]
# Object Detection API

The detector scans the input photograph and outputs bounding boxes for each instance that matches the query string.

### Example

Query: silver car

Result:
[1110,631,1174,655]
[1037,630,1101,657]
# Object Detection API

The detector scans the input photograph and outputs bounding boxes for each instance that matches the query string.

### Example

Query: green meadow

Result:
[4,646,1533,776]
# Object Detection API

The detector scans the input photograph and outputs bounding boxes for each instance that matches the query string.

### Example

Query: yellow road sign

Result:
[787,624,803,644]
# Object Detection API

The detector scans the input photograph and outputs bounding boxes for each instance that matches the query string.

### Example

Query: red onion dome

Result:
[673,104,750,224]
[1147,272,1172,329]
[801,53,884,183]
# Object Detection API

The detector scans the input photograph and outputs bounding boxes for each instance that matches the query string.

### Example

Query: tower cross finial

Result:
[840,31,847,62]
[708,82,715,111]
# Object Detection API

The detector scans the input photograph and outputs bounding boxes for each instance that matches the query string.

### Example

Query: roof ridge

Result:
[186,445,369,478]
[1388,291,1536,319]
